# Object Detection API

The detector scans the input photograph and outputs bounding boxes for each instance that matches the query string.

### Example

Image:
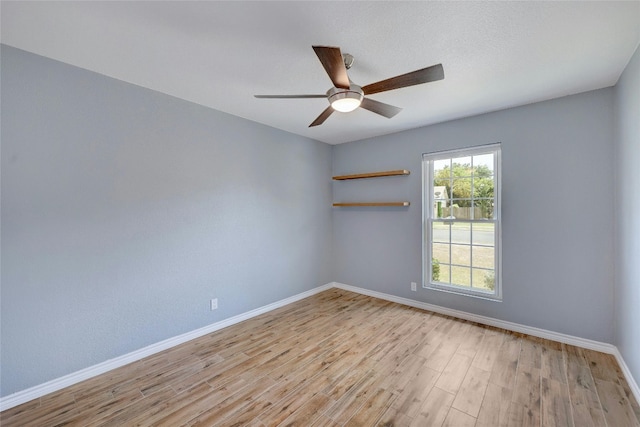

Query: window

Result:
[423,144,501,300]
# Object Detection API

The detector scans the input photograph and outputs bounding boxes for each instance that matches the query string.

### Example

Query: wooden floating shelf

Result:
[333,202,410,207]
[332,169,410,180]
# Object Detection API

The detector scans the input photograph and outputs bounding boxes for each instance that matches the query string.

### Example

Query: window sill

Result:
[423,282,502,302]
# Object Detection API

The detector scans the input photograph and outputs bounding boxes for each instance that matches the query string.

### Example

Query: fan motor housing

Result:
[327,85,364,112]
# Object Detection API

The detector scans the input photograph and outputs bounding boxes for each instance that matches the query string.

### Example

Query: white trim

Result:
[0,283,333,411]
[422,144,502,301]
[421,142,502,162]
[613,347,640,406]
[332,281,640,404]
[3,281,639,413]
[333,282,615,353]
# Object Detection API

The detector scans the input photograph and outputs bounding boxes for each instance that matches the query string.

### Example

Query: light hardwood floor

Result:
[2,289,639,426]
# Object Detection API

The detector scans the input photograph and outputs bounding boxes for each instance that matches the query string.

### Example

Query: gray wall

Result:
[333,88,615,343]
[3,41,635,399]
[0,45,333,397]
[614,45,640,388]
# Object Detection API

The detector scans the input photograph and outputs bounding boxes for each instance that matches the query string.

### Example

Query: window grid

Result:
[430,221,496,291]
[423,144,501,300]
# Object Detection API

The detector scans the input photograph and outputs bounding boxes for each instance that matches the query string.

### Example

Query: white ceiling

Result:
[1,1,639,145]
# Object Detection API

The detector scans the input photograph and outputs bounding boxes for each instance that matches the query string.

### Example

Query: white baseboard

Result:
[332,282,615,353]
[3,281,638,412]
[613,347,640,407]
[0,283,333,412]
[332,281,640,405]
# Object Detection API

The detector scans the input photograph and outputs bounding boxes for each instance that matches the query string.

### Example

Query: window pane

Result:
[472,269,495,291]
[432,259,446,282]
[432,222,450,243]
[437,263,451,283]
[433,196,448,219]
[472,223,494,245]
[472,246,495,269]
[451,178,472,201]
[474,177,494,199]
[473,154,494,175]
[441,204,455,219]
[473,199,494,219]
[452,157,472,176]
[433,180,451,214]
[433,159,451,178]
[451,244,470,267]
[451,222,470,244]
[451,266,471,287]
[432,243,450,264]
[449,202,474,219]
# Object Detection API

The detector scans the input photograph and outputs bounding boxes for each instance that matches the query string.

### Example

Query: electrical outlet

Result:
[411,282,417,292]
[210,298,218,310]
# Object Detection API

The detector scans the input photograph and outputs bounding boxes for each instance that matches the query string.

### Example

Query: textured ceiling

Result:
[1,1,639,144]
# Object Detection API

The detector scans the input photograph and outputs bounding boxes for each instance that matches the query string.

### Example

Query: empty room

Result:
[1,1,639,426]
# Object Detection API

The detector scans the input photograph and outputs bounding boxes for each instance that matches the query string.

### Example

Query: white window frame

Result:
[422,143,502,301]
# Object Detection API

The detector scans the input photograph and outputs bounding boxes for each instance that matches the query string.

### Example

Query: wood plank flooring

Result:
[2,289,639,426]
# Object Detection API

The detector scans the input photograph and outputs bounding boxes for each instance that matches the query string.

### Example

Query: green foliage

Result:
[432,258,440,282]
[434,162,494,217]
[484,271,495,291]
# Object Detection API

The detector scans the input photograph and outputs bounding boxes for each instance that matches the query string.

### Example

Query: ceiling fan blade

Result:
[254,94,326,99]
[360,98,402,118]
[312,46,350,90]
[309,106,334,127]
[362,63,444,95]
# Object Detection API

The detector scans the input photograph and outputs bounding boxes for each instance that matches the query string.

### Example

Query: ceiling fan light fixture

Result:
[328,86,364,113]
[255,46,444,127]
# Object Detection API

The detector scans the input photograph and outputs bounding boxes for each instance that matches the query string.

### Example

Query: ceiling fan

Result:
[255,45,444,127]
